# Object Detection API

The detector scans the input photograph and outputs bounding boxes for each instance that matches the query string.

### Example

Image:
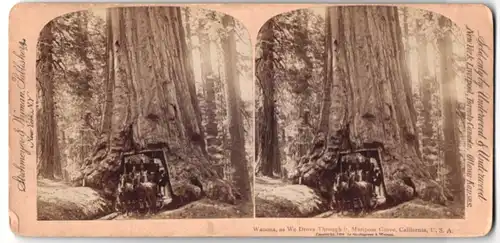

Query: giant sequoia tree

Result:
[255,20,281,177]
[197,12,219,152]
[37,11,107,182]
[438,15,464,198]
[79,7,237,204]
[221,15,252,200]
[296,6,448,205]
[37,20,61,179]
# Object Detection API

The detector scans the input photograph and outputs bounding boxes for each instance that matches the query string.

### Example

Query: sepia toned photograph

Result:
[36,6,254,220]
[8,2,493,237]
[255,6,467,219]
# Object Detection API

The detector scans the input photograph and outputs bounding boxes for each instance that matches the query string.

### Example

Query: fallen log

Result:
[255,177,329,218]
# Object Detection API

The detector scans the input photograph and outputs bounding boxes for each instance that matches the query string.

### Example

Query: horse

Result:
[334,172,351,215]
[347,173,374,214]
[118,174,136,216]
[133,173,158,215]
[139,170,148,183]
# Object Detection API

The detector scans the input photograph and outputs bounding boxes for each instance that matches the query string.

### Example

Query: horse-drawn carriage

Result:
[331,148,388,214]
[115,149,175,215]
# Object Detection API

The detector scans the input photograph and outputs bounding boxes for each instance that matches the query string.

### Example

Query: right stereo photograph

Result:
[254,6,467,219]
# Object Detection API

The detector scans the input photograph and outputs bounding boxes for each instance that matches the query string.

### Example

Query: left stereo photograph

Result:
[35,6,255,221]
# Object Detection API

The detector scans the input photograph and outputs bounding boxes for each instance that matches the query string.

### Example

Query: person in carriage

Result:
[371,167,383,198]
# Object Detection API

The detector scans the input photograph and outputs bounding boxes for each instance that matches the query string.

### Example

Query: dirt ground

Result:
[255,176,465,219]
[37,179,253,220]
[114,199,253,220]
[315,199,464,218]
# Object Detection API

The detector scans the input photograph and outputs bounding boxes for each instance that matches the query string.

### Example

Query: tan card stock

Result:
[9,3,494,237]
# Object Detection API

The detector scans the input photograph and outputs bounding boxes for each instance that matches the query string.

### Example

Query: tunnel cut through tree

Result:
[294,6,450,206]
[79,7,238,204]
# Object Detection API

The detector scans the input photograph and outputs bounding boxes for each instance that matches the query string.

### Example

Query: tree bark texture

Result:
[79,7,237,204]
[256,19,281,177]
[37,20,61,179]
[221,15,252,200]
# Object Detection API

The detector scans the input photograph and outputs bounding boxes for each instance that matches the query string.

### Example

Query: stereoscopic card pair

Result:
[8,3,494,237]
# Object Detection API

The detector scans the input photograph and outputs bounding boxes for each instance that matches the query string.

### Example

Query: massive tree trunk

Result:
[37,20,61,179]
[79,7,237,204]
[296,6,448,206]
[221,15,252,200]
[438,16,463,199]
[256,20,280,177]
